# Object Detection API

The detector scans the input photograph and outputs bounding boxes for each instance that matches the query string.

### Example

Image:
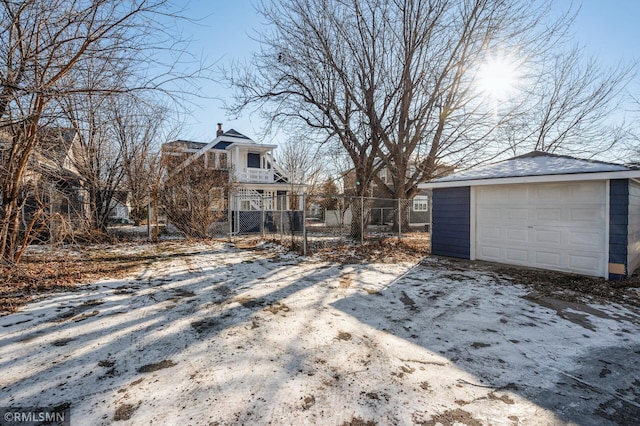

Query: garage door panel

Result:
[535,251,562,267]
[476,182,606,277]
[536,185,569,202]
[568,231,603,248]
[536,208,563,221]
[505,187,529,203]
[478,225,503,240]
[506,228,529,243]
[505,248,528,263]
[571,182,604,200]
[477,207,503,223]
[507,208,529,220]
[534,229,561,245]
[479,245,501,260]
[570,208,602,222]
[568,254,601,274]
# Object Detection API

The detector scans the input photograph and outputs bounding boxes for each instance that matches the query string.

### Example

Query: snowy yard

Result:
[1,241,639,425]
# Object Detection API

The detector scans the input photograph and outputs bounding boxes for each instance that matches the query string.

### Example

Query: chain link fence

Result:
[146,192,431,255]
[304,194,430,254]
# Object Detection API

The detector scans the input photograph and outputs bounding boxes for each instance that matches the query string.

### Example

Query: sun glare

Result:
[477,55,519,100]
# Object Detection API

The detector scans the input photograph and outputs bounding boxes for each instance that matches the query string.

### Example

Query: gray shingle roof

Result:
[432,151,637,183]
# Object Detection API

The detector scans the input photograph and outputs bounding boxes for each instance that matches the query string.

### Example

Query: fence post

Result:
[260,194,265,238]
[147,201,151,241]
[360,194,364,245]
[280,195,284,242]
[228,193,233,243]
[398,198,402,241]
[302,193,307,256]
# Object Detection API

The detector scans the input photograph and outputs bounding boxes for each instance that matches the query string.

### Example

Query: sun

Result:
[477,54,519,100]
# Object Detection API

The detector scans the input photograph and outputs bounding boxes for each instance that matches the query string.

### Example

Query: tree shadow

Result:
[0,244,345,423]
[330,260,640,426]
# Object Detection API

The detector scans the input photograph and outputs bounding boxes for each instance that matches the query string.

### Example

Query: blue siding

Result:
[609,179,629,280]
[432,187,470,259]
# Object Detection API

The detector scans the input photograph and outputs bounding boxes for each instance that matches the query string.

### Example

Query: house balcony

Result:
[235,168,275,184]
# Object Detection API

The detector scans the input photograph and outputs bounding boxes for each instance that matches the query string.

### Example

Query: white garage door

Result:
[475,181,606,277]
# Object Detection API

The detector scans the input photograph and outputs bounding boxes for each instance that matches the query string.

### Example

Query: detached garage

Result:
[419,152,640,279]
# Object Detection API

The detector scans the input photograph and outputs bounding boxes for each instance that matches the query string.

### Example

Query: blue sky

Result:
[174,0,640,143]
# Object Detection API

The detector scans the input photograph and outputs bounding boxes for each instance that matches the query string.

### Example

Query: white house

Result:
[162,124,306,232]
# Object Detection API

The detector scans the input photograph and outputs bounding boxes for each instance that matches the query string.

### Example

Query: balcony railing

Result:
[235,168,275,183]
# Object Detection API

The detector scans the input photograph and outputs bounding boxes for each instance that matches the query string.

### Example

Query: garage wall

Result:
[432,187,470,259]
[628,180,640,276]
[609,179,629,279]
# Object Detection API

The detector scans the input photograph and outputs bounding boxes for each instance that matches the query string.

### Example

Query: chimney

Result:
[216,123,223,137]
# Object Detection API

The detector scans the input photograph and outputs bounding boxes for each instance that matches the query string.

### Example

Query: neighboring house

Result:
[107,191,131,223]
[1,128,89,241]
[161,124,306,232]
[341,163,443,227]
[420,151,640,280]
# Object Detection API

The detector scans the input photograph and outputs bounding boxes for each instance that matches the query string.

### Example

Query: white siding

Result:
[628,180,640,275]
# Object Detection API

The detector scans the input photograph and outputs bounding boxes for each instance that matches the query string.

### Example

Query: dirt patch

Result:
[171,288,196,298]
[265,302,289,315]
[113,402,140,421]
[419,381,431,391]
[0,241,222,315]
[488,392,515,405]
[339,274,353,288]
[53,299,104,322]
[341,417,376,426]
[400,291,418,311]
[0,249,147,315]
[51,338,74,347]
[301,395,316,410]
[313,238,427,264]
[235,296,263,309]
[422,408,483,426]
[136,359,177,373]
[337,331,352,341]
[191,318,221,334]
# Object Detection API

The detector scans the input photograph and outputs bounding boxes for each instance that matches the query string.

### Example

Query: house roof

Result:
[223,129,250,139]
[166,130,255,151]
[419,151,640,189]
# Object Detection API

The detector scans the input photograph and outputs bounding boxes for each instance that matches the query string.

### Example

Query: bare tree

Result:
[226,0,555,236]
[228,0,633,228]
[63,92,125,233]
[161,162,230,238]
[501,45,634,157]
[0,0,205,262]
[116,100,173,226]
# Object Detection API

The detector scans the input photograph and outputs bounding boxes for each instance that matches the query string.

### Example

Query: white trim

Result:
[604,180,610,279]
[470,186,476,260]
[419,170,640,189]
[225,142,277,151]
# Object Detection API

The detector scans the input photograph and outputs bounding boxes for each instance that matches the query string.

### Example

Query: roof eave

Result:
[418,170,640,189]
[225,141,277,151]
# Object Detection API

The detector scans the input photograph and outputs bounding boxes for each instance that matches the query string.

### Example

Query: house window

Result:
[379,168,387,184]
[206,151,216,169]
[413,195,429,211]
[219,153,227,169]
[247,153,260,168]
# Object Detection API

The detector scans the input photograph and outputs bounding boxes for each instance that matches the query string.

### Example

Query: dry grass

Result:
[0,245,152,315]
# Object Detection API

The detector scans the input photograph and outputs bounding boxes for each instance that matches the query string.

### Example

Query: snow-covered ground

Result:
[1,241,639,425]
